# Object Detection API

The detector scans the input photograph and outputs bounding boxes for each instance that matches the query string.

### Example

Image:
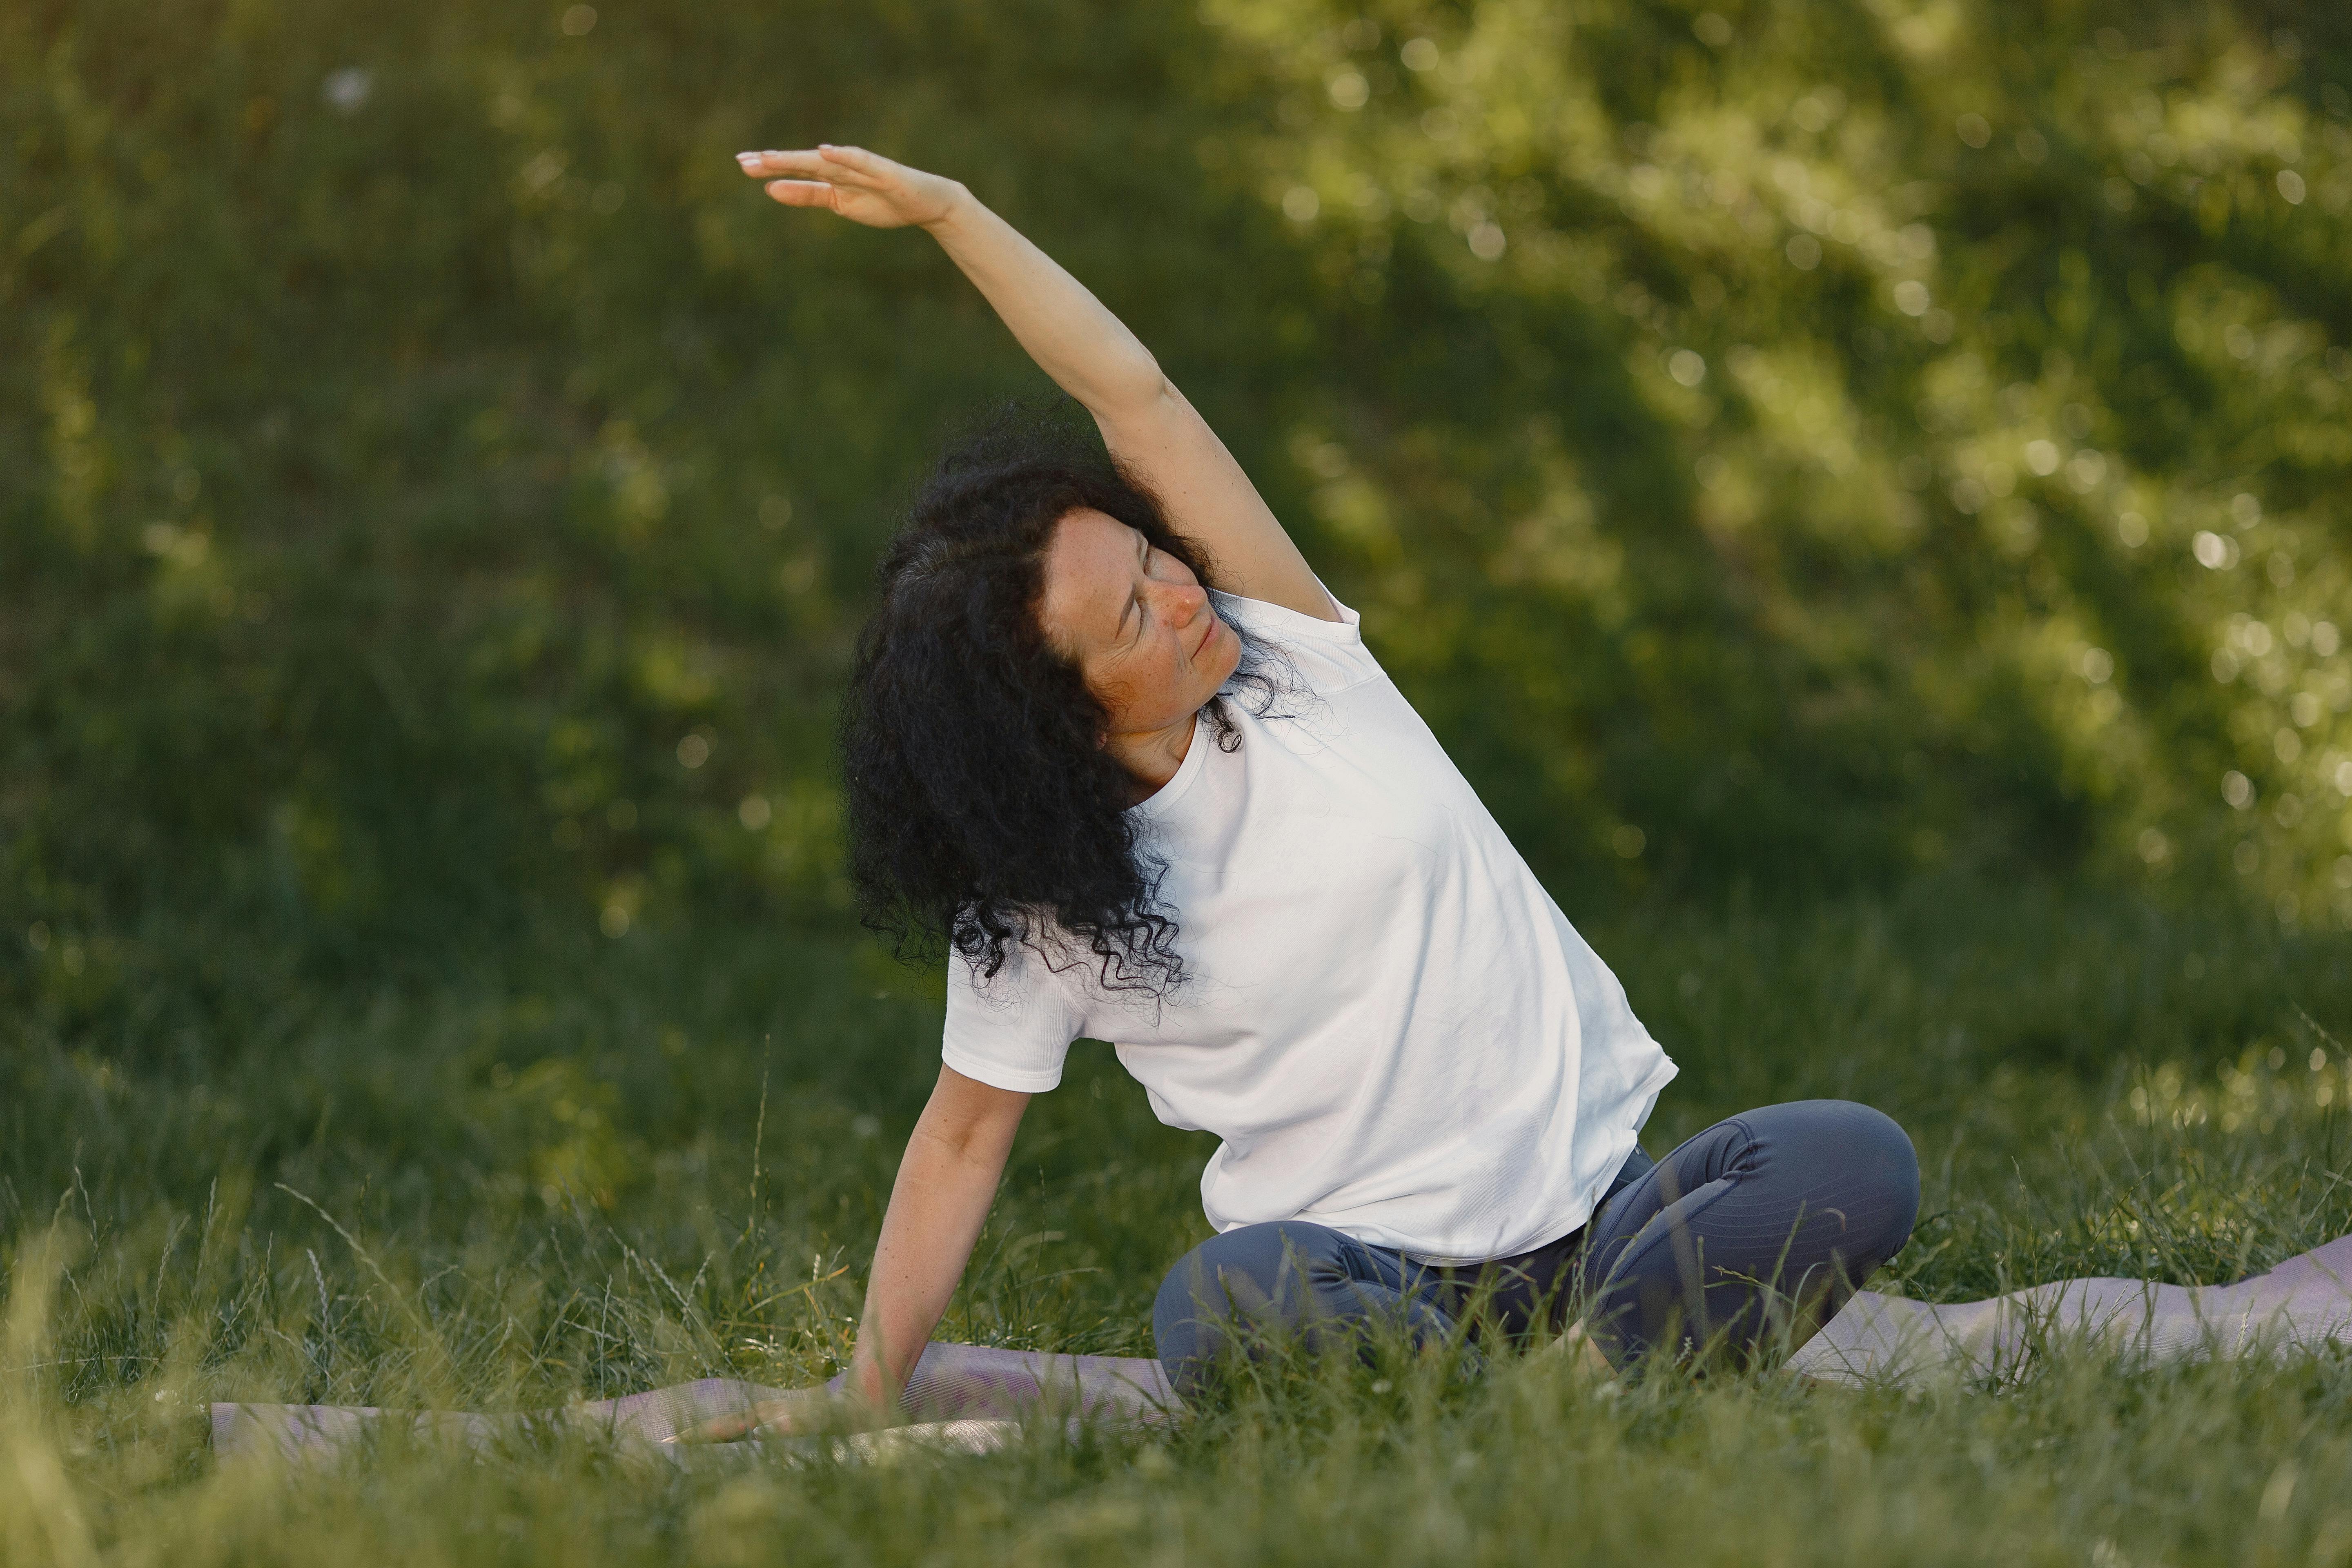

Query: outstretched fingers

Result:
[736,149,898,213]
[812,143,885,176]
[735,146,886,185]
[735,148,826,180]
[761,179,841,211]
[733,143,949,229]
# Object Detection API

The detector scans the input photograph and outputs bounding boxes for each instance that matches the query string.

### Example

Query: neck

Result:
[1106,710,1199,802]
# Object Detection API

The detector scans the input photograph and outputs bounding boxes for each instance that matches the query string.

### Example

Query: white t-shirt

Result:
[942,590,1676,1263]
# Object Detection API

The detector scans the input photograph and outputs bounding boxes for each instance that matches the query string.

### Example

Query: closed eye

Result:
[1128,534,1153,643]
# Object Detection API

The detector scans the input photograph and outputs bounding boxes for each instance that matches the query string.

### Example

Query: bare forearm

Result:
[922,190,1165,419]
[843,1071,1028,1412]
[848,1133,998,1402]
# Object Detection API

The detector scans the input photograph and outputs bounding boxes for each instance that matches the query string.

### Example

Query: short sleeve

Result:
[1214,585,1385,697]
[941,940,1087,1093]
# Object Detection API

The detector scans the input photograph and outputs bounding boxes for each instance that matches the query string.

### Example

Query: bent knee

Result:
[1818,1099,1921,1252]
[1821,1099,1917,1168]
[1757,1099,1920,1252]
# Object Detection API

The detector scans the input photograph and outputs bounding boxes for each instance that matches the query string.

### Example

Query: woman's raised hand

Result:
[735,145,964,229]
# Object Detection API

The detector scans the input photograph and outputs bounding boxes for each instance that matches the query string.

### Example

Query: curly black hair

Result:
[840,404,1281,997]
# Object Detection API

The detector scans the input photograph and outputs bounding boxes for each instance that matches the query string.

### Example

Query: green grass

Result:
[8,880,2352,1565]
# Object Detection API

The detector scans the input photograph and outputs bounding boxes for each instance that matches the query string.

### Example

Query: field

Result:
[9,882,2352,1566]
[9,0,2352,1560]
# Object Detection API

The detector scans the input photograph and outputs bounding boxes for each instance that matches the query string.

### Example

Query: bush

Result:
[4,0,2349,1019]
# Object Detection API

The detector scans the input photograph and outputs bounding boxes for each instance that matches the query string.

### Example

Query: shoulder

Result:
[942,936,1090,1093]
[1214,586,1384,697]
[950,929,1083,1007]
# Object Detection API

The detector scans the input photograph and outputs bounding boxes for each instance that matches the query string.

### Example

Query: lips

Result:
[1194,615,1221,658]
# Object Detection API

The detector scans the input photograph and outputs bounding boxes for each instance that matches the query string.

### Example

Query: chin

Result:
[1208,633,1244,688]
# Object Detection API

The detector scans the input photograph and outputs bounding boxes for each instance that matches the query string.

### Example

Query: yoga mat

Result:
[1785,1232,2352,1387]
[211,1234,2352,1461]
[211,1341,1174,1464]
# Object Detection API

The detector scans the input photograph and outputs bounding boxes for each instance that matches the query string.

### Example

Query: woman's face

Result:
[1038,507,1242,747]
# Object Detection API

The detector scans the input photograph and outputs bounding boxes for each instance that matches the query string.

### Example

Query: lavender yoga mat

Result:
[211,1341,1175,1463]
[211,1234,2352,1461]
[1785,1232,2352,1386]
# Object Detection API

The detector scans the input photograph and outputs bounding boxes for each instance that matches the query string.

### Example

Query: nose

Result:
[1157,579,1208,623]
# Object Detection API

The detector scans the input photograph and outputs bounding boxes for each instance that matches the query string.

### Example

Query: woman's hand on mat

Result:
[672,1392,872,1444]
[671,1397,797,1443]
[735,145,964,230]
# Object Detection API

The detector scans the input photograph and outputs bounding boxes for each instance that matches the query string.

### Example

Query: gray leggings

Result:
[1153,1100,1920,1394]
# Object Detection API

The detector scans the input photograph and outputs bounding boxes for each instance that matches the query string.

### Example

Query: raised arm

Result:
[738,145,1336,622]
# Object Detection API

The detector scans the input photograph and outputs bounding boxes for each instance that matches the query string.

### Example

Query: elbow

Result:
[915,1071,1030,1164]
[914,1117,1005,1167]
[1093,365,1178,430]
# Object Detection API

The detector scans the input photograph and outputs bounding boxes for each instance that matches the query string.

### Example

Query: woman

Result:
[733,144,1920,1417]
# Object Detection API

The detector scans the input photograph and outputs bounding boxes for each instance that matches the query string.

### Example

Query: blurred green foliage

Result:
[4,0,2350,1020]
